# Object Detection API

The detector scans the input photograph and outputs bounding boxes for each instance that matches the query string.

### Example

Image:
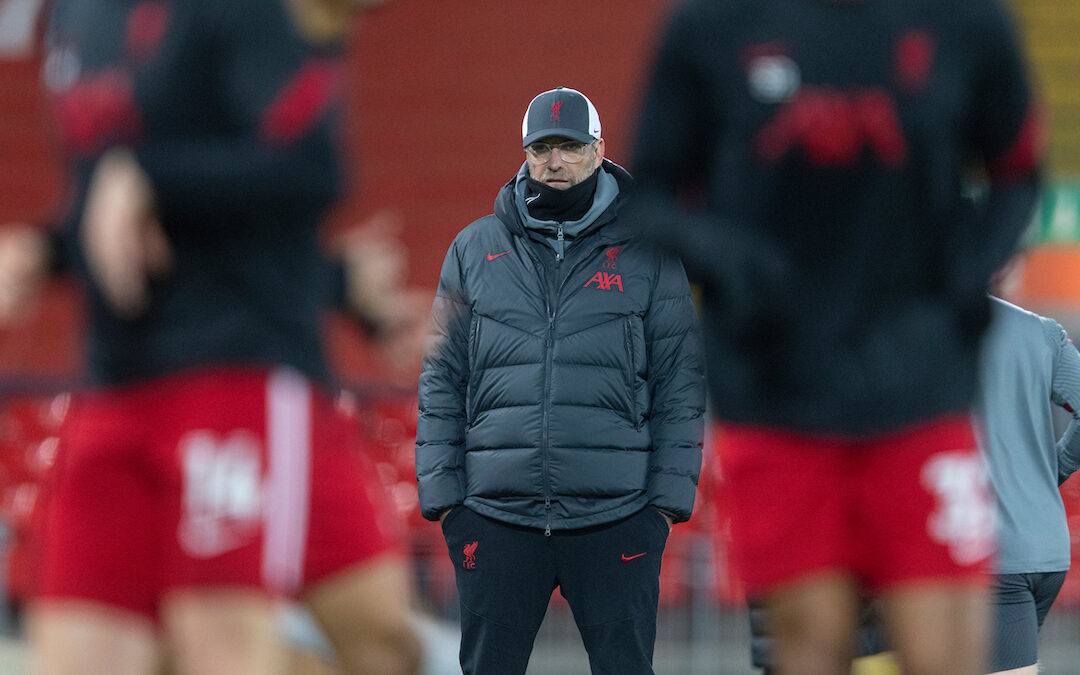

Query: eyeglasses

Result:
[525,140,594,164]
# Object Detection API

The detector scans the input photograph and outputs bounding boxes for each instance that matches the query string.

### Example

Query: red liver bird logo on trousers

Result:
[463,541,478,570]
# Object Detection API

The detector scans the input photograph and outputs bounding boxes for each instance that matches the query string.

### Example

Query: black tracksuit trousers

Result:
[442,506,670,675]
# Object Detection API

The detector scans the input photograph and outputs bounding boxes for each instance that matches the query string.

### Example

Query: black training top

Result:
[630,0,1043,435]
[44,0,345,385]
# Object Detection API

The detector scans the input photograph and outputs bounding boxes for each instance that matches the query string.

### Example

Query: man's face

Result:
[525,136,605,190]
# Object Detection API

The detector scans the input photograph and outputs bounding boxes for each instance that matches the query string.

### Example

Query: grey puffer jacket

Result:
[416,160,705,531]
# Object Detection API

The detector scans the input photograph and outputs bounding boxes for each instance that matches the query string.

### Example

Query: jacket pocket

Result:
[466,313,480,423]
[440,505,466,533]
[624,317,639,429]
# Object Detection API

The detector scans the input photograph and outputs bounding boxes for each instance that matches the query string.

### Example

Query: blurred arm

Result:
[0,224,52,322]
[948,0,1044,313]
[332,211,410,332]
[627,0,718,282]
[415,238,470,520]
[81,0,345,315]
[80,148,171,318]
[132,1,343,221]
[1047,318,1080,485]
[626,1,792,322]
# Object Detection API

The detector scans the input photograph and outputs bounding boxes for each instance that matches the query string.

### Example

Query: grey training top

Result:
[975,296,1080,574]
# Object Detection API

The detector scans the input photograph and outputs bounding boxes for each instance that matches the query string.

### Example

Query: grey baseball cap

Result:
[521,86,602,147]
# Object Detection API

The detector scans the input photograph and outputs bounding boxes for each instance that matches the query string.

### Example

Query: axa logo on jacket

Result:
[584,271,623,292]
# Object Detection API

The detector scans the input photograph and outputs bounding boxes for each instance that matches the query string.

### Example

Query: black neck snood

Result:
[524,169,599,223]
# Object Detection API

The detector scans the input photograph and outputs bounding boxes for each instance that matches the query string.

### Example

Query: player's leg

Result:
[277,601,339,673]
[765,572,861,675]
[556,507,669,674]
[860,416,994,675]
[982,570,1066,675]
[301,387,420,674]
[1030,570,1066,632]
[160,589,284,675]
[29,602,159,675]
[279,595,461,675]
[877,583,989,675]
[751,594,897,673]
[984,573,1039,675]
[717,424,860,675]
[753,587,894,674]
[304,555,420,675]
[30,392,163,675]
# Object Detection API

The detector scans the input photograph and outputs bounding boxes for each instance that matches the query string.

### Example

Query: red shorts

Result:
[37,367,402,621]
[717,416,994,597]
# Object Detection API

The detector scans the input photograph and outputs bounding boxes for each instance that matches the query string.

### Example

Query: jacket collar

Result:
[494,159,634,245]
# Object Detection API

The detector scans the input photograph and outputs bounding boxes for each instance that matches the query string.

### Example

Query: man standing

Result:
[628,1,1043,674]
[976,296,1080,675]
[416,86,705,675]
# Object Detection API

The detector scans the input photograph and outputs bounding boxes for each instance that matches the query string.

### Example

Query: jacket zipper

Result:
[539,230,624,536]
[541,226,574,535]
[625,317,638,430]
[542,312,554,536]
[540,255,560,536]
[466,313,480,422]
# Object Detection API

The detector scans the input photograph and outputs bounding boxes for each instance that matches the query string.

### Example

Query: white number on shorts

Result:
[920,451,996,566]
[177,430,265,558]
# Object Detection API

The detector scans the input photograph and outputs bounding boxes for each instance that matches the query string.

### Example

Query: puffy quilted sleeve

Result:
[643,251,705,522]
[416,236,471,520]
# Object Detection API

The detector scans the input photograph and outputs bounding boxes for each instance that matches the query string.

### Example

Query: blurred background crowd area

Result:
[1,0,1080,672]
